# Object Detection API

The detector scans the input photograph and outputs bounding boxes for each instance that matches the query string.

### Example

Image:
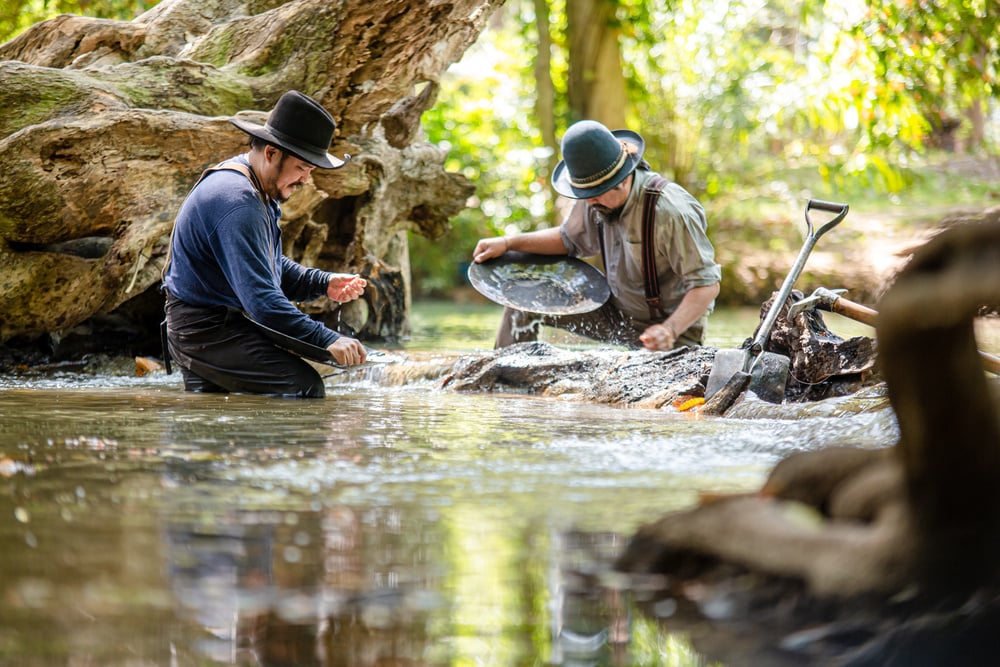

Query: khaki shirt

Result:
[559,168,722,326]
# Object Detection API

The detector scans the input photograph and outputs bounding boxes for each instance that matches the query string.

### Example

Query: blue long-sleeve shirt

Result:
[163,154,340,349]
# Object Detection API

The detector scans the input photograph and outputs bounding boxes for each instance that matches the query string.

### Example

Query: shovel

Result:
[704,199,850,407]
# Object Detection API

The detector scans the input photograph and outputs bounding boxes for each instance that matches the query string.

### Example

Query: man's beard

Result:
[591,203,624,218]
[267,179,301,203]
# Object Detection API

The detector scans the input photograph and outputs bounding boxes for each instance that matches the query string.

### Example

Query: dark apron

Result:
[164,292,326,398]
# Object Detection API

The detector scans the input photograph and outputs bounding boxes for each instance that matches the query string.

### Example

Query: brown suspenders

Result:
[595,174,670,321]
[641,175,669,320]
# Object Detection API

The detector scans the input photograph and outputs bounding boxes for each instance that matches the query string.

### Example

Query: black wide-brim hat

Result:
[551,120,645,199]
[230,90,349,169]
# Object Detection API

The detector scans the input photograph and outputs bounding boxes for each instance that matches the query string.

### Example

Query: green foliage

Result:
[414,0,1000,296]
[0,0,158,43]
[6,0,997,299]
[415,1,560,297]
[860,0,997,107]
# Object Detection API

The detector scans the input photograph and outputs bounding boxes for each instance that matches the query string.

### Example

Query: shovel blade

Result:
[705,348,790,404]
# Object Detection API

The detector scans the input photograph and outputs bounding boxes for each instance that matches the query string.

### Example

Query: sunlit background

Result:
[1,1,998,664]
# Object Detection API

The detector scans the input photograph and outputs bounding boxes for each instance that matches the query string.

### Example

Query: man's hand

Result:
[641,284,720,351]
[640,322,677,351]
[473,229,569,263]
[327,337,367,366]
[472,237,509,263]
[328,274,367,303]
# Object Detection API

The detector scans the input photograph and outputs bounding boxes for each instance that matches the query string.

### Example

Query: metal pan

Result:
[467,251,610,315]
[243,313,394,367]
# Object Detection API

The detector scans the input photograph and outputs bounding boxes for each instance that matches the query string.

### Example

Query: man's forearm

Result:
[665,283,721,336]
[506,228,568,255]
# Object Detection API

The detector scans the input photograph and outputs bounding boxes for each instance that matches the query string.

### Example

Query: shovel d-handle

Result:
[744,199,850,373]
[806,199,850,239]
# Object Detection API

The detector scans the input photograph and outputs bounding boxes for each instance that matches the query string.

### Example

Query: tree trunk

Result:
[565,0,626,128]
[532,0,558,183]
[0,0,501,358]
[877,217,1000,590]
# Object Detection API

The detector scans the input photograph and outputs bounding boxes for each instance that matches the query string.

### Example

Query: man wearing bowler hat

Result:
[473,119,721,350]
[162,90,367,397]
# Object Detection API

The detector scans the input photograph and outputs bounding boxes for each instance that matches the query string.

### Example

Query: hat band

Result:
[568,142,628,189]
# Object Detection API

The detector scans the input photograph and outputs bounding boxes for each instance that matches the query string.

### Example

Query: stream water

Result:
[0,303,935,666]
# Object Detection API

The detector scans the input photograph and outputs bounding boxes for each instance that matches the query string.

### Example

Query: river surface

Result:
[0,303,943,666]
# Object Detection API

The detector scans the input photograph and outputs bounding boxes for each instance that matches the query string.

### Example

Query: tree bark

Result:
[616,217,1000,658]
[877,218,1000,590]
[565,0,626,128]
[532,0,558,182]
[0,0,501,354]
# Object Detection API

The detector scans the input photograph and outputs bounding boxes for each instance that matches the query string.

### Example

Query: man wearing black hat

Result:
[162,90,367,397]
[473,119,721,350]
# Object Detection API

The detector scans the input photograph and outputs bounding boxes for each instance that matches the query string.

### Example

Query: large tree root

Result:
[620,446,915,599]
[616,220,1000,661]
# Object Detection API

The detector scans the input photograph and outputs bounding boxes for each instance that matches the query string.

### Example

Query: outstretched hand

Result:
[472,237,509,263]
[327,336,367,366]
[327,274,367,303]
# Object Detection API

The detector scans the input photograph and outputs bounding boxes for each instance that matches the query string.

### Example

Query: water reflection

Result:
[160,504,647,666]
[0,342,901,665]
[162,502,444,666]
[551,531,631,667]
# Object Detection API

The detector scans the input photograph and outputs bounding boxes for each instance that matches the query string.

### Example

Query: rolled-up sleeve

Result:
[559,202,603,259]
[657,185,721,290]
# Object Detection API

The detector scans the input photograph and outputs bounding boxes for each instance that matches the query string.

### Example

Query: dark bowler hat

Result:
[551,120,645,199]
[231,90,349,169]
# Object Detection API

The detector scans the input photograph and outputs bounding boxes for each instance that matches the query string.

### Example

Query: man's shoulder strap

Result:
[161,160,267,281]
[201,160,267,205]
[641,175,670,320]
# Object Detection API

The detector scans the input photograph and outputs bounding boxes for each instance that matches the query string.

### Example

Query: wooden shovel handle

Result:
[979,350,1000,376]
[833,296,1000,376]
[831,298,878,327]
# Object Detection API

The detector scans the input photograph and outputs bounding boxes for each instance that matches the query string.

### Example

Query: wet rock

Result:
[754,289,880,401]
[442,342,716,410]
[339,321,879,414]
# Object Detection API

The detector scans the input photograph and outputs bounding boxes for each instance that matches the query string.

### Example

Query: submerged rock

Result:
[334,330,881,414]
[443,342,715,410]
[332,341,716,410]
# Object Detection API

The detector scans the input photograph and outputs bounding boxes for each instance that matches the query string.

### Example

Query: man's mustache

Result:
[592,203,624,217]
